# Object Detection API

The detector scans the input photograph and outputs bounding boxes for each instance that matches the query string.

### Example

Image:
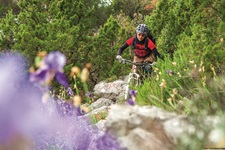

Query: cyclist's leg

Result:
[144,54,155,77]
[144,53,154,63]
[133,56,144,72]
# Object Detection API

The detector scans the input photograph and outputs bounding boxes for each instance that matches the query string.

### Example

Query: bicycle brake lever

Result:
[152,62,157,65]
[121,59,126,64]
[116,58,123,63]
[118,59,122,63]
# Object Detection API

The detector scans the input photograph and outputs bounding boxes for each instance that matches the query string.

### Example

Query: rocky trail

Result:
[84,78,221,150]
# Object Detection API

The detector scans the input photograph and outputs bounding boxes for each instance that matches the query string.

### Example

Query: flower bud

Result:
[85,63,92,69]
[71,66,80,75]
[81,68,89,82]
[73,95,82,107]
[37,51,47,58]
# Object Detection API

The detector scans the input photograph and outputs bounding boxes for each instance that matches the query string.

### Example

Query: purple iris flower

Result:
[54,98,85,117]
[167,70,174,75]
[86,91,94,99]
[0,52,124,149]
[96,131,125,150]
[44,51,66,71]
[126,98,135,105]
[126,90,137,106]
[129,90,137,98]
[30,51,69,88]
[67,87,74,97]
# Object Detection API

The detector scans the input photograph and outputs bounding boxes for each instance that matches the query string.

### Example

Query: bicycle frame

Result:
[118,58,155,99]
[125,71,140,99]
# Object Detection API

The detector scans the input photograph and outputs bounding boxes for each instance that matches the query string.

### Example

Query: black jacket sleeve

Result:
[152,48,161,60]
[117,43,129,55]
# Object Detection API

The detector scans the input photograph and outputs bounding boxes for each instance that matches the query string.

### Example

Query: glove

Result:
[116,55,122,63]
[116,55,122,60]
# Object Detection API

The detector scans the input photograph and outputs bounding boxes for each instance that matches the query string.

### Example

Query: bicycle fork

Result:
[124,72,140,100]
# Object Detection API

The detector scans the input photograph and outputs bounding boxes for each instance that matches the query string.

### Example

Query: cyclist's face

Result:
[137,33,146,41]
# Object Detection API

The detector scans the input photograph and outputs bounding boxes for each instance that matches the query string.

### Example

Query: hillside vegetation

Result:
[1,0,225,148]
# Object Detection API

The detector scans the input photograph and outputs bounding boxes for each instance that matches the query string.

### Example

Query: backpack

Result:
[147,31,156,44]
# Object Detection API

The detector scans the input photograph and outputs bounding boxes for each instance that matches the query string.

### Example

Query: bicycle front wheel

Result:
[124,75,140,100]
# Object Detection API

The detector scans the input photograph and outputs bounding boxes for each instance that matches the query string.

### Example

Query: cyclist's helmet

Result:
[136,24,149,35]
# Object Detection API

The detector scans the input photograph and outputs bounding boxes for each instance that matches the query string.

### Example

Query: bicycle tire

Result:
[143,69,155,80]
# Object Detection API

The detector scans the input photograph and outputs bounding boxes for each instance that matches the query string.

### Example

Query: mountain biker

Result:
[116,24,161,71]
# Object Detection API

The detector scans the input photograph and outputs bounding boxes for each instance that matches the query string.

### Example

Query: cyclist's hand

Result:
[152,61,157,65]
[116,55,122,63]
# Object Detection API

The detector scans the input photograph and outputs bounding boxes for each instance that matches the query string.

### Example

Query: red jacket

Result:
[117,36,156,58]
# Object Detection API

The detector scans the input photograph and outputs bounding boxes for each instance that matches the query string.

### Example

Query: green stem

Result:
[83,81,90,104]
[73,79,79,95]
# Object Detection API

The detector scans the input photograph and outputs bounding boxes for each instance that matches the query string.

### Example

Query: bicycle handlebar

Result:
[117,58,156,66]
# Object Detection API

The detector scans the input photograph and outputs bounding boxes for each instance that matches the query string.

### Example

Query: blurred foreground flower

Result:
[0,52,123,150]
[96,131,126,150]
[30,51,74,99]
[71,66,81,77]
[81,68,90,82]
[30,51,68,87]
[67,87,74,97]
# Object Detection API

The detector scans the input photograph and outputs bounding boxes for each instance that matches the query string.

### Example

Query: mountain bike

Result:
[117,57,156,99]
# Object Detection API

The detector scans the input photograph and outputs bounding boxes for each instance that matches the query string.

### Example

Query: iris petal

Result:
[55,71,69,88]
[44,51,66,71]
[30,69,48,83]
[126,98,135,105]
[129,90,136,97]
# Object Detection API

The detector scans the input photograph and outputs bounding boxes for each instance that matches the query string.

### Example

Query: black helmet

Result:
[136,24,149,35]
